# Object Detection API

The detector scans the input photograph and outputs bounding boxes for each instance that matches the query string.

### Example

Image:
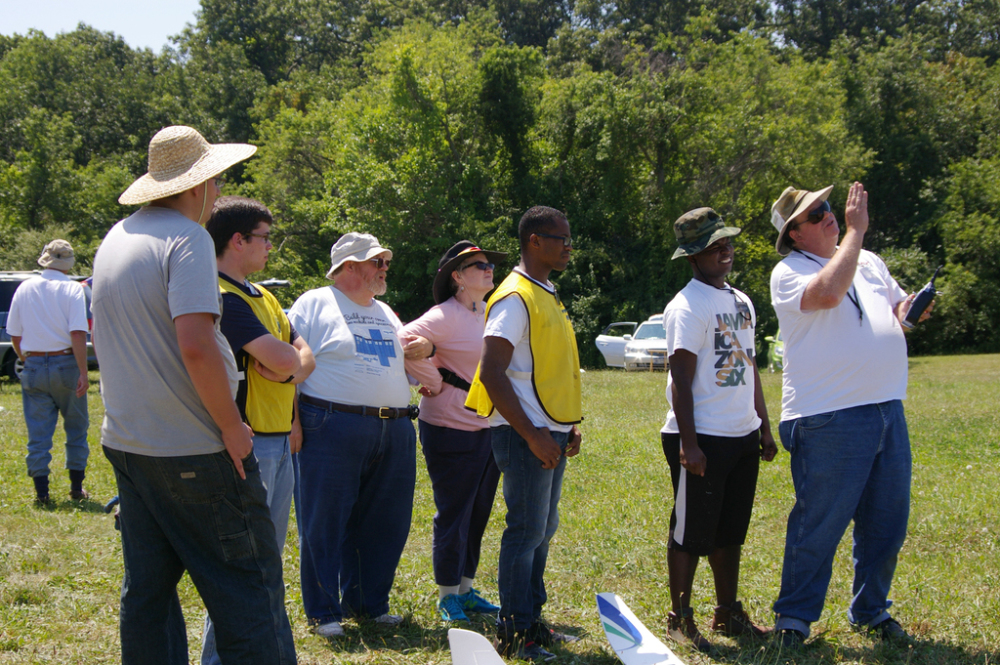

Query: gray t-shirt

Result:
[92,206,238,456]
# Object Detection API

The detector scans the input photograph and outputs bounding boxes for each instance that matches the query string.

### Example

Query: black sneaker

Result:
[526,621,579,647]
[866,618,913,644]
[517,641,557,662]
[495,634,557,662]
[774,628,806,649]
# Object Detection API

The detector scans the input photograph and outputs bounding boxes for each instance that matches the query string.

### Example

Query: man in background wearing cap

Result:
[660,209,777,653]
[92,126,296,664]
[466,205,583,661]
[201,196,316,665]
[287,231,428,639]
[7,239,90,505]
[768,182,930,647]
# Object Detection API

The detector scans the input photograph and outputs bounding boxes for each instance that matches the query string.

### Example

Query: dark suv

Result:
[1,271,98,381]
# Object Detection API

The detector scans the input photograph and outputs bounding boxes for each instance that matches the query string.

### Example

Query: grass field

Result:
[1,356,998,664]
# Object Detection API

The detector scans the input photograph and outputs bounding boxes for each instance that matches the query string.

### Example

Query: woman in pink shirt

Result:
[403,240,507,623]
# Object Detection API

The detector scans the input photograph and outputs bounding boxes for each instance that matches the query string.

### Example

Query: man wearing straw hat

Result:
[6,239,90,505]
[768,182,930,649]
[92,126,296,664]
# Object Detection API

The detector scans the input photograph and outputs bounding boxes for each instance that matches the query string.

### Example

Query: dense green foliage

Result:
[2,1,1000,364]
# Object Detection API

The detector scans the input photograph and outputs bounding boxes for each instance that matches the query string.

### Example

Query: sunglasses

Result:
[245,232,271,242]
[460,261,495,272]
[804,199,831,224]
[536,233,573,248]
[368,257,391,269]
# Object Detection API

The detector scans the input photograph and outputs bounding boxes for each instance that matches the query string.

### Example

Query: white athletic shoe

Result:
[314,621,345,638]
[374,613,403,626]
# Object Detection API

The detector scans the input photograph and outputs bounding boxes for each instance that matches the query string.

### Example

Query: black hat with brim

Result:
[433,240,508,304]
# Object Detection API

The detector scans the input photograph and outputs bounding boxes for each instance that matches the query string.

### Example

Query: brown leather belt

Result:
[300,394,418,420]
[24,349,73,358]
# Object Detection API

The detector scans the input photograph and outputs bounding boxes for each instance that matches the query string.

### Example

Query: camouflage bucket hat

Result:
[671,208,742,259]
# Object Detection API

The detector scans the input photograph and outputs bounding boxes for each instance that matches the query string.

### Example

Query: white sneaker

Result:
[374,613,403,626]
[314,621,345,638]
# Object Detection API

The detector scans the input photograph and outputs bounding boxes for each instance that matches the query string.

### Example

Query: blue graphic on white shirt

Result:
[354,329,397,367]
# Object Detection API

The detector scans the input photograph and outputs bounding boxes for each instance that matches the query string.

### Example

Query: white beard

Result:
[367,274,387,296]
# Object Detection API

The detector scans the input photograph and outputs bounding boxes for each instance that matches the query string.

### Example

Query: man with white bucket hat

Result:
[768,182,931,649]
[287,232,426,639]
[92,126,296,664]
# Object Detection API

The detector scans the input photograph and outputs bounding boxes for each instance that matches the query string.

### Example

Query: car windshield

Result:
[633,322,665,340]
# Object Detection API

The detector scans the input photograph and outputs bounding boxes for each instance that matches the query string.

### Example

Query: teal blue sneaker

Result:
[439,594,470,622]
[460,588,500,613]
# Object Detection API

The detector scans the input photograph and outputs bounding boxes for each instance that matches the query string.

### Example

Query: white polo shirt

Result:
[6,270,89,352]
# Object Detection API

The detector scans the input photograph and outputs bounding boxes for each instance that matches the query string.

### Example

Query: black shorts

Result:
[661,431,761,556]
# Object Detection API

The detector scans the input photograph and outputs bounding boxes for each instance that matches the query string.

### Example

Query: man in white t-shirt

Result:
[93,126,296,664]
[7,239,90,504]
[660,208,777,653]
[288,232,429,639]
[768,182,931,648]
[466,206,583,662]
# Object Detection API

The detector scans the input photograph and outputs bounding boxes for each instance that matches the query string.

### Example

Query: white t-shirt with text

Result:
[661,279,762,437]
[288,286,411,408]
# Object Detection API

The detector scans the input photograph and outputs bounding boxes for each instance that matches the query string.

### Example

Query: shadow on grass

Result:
[32,495,107,514]
[708,632,999,665]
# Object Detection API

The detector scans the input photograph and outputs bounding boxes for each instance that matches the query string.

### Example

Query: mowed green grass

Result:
[0,356,997,664]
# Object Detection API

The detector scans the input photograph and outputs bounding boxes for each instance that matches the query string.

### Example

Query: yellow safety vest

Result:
[465,271,582,424]
[219,279,296,435]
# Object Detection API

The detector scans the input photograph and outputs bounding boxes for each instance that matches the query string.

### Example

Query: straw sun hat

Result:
[118,126,257,205]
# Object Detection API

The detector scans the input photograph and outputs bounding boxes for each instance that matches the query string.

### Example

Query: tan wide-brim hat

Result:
[119,126,257,205]
[37,239,75,271]
[771,185,834,256]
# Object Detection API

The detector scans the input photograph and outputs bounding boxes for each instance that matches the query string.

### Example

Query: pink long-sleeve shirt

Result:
[402,297,488,432]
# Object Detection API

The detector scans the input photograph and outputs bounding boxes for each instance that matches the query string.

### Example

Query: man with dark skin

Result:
[466,206,583,661]
[661,208,777,652]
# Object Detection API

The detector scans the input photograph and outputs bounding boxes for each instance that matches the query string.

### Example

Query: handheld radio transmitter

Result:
[902,266,941,329]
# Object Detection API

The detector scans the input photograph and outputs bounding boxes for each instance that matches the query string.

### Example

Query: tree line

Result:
[2,0,999,366]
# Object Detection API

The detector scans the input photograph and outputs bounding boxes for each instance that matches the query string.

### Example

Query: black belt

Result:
[438,367,472,392]
[300,394,419,419]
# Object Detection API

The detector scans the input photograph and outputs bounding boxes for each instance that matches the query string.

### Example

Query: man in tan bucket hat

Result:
[7,239,91,505]
[768,182,931,649]
[92,126,296,664]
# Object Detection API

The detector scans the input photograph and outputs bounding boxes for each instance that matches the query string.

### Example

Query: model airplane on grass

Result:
[449,628,507,665]
[597,592,687,665]
[449,594,686,665]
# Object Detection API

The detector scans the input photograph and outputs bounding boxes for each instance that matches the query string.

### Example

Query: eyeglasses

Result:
[245,232,271,242]
[213,177,226,189]
[535,233,573,248]
[804,200,831,224]
[368,257,391,269]
[460,261,495,272]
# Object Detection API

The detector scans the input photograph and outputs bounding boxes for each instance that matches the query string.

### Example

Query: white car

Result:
[595,321,637,368]
[624,315,669,371]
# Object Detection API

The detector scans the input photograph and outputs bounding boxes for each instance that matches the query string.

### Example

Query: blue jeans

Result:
[492,425,569,634]
[773,400,911,637]
[295,402,416,624]
[103,446,296,665]
[202,434,295,665]
[21,354,89,477]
